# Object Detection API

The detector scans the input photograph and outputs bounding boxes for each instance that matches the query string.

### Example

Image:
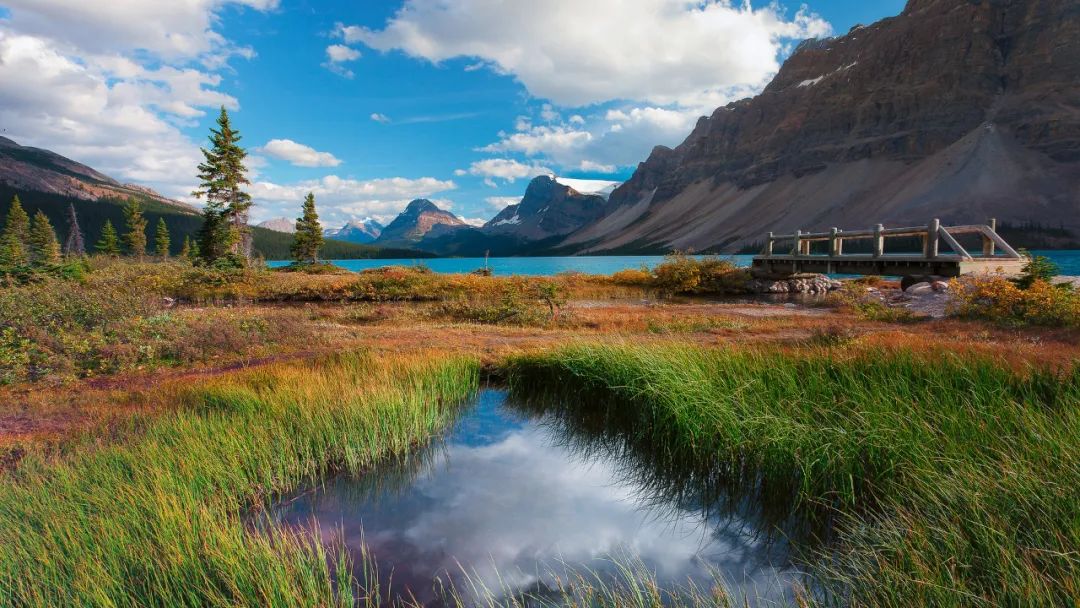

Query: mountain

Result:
[0,136,195,213]
[564,0,1080,253]
[0,137,429,260]
[256,218,296,234]
[485,176,609,241]
[325,218,383,244]
[404,176,617,256]
[376,199,466,245]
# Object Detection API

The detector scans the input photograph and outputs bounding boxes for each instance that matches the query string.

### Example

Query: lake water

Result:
[269,390,803,605]
[269,250,1080,277]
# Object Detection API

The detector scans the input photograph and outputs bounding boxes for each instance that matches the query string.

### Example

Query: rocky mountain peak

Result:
[376,199,465,245]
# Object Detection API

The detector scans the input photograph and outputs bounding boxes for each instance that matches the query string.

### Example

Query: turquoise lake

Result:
[269,250,1080,277]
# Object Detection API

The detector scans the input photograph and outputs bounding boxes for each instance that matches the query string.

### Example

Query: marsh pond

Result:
[267,390,811,605]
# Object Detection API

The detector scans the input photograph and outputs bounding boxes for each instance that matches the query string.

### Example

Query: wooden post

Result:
[765,232,774,257]
[829,227,840,257]
[927,218,940,259]
[873,224,884,258]
[800,238,811,256]
[982,218,996,257]
[791,230,802,256]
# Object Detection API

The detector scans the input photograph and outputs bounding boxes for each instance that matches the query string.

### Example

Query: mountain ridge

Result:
[561,0,1080,253]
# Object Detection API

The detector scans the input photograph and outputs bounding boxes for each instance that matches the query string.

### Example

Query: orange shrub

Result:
[951,276,1079,327]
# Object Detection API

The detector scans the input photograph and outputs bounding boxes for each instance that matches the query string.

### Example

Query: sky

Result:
[0,0,906,228]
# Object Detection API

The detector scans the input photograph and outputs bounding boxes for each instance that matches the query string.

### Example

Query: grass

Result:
[0,351,480,607]
[504,343,1080,607]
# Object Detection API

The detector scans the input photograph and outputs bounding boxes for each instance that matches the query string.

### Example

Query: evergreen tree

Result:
[96,220,121,256]
[28,211,61,265]
[290,193,324,264]
[179,235,193,259]
[154,218,171,258]
[122,198,148,259]
[63,202,86,256]
[0,195,30,267]
[192,107,252,264]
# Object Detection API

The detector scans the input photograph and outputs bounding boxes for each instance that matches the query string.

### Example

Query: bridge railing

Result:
[760,219,1023,261]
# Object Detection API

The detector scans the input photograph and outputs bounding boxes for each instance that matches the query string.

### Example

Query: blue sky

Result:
[0,0,905,227]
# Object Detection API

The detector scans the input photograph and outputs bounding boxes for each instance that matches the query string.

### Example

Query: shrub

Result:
[1013,253,1060,290]
[651,253,749,295]
[952,276,1080,327]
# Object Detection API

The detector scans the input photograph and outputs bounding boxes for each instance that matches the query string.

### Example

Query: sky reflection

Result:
[271,390,799,605]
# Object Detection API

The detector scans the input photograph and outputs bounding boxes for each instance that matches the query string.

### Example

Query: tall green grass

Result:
[0,352,479,607]
[505,344,1080,607]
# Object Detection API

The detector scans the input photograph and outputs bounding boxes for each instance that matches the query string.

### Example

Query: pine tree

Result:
[290,192,324,264]
[192,107,252,264]
[28,211,61,265]
[122,198,148,259]
[63,203,86,256]
[96,220,121,256]
[0,195,31,267]
[154,218,171,258]
[179,235,192,259]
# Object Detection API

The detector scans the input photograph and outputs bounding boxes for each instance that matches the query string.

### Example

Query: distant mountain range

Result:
[255,217,385,245]
[0,138,426,260]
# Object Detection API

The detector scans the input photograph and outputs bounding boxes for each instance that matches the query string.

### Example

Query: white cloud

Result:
[484,196,520,211]
[325,44,360,62]
[475,103,706,174]
[249,175,457,225]
[342,0,830,107]
[370,112,392,124]
[257,139,342,168]
[460,217,488,227]
[0,1,274,199]
[323,44,361,78]
[458,159,552,187]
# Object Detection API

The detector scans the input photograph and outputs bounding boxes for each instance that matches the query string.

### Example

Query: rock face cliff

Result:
[376,199,465,245]
[485,176,608,241]
[0,136,195,212]
[565,0,1080,253]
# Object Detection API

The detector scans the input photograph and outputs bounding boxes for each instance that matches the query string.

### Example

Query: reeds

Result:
[504,343,1080,606]
[0,351,479,607]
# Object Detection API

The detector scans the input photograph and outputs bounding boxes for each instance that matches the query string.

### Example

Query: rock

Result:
[746,274,840,294]
[931,281,950,292]
[905,282,934,296]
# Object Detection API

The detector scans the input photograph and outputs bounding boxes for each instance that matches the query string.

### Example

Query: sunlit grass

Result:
[504,343,1080,606]
[0,351,479,607]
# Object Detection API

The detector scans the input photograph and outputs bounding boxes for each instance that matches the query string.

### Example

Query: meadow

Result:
[0,256,1077,606]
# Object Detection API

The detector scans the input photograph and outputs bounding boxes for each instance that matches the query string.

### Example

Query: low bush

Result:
[952,276,1080,327]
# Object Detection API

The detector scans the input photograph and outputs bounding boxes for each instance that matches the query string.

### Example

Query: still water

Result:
[268,250,1080,277]
[270,390,803,605]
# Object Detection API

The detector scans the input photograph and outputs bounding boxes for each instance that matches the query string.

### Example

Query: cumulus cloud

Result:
[249,175,457,225]
[340,0,830,107]
[484,196,521,211]
[476,104,706,174]
[0,0,274,199]
[456,159,552,187]
[323,44,361,77]
[257,139,342,168]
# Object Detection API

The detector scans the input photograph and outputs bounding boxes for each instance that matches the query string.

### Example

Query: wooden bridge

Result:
[751,219,1028,279]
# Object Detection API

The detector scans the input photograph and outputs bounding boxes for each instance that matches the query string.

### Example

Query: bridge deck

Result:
[750,219,1028,279]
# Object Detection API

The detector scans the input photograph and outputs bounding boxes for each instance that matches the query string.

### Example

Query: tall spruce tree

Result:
[63,203,86,256]
[193,107,252,264]
[154,218,171,258]
[96,220,121,256]
[122,198,148,259]
[290,193,324,264]
[0,195,31,267]
[28,211,61,265]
